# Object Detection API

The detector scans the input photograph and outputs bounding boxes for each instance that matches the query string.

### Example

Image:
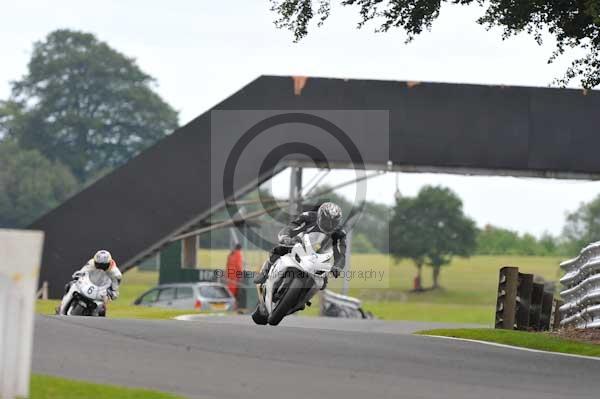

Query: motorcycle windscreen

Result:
[88,269,112,287]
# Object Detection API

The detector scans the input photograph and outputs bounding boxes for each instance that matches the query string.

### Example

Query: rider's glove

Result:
[282,237,293,246]
[280,235,300,246]
[331,265,342,278]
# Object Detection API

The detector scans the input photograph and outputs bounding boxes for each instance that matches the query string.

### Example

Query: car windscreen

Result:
[199,285,231,299]
[139,289,159,304]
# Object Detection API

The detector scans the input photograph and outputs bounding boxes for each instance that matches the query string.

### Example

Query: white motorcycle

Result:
[58,269,113,316]
[252,232,334,326]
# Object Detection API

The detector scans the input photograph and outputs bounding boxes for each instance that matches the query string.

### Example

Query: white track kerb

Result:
[0,229,44,399]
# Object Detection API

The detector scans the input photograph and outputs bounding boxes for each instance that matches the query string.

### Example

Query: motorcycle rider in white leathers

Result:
[58,250,122,315]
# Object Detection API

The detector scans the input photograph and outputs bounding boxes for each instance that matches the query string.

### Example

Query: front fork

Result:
[257,283,265,306]
[58,290,74,315]
[255,283,269,318]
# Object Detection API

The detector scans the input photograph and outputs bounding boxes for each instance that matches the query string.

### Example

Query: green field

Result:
[38,253,563,325]
[30,374,183,399]
[201,251,562,324]
[417,329,600,357]
[346,253,561,325]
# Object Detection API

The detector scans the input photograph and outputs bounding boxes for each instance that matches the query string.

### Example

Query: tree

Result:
[476,225,523,255]
[0,100,23,140]
[390,186,476,289]
[418,186,477,288]
[0,140,77,227]
[475,224,565,256]
[538,232,559,256]
[563,194,600,254]
[5,29,178,181]
[518,233,541,256]
[390,195,428,290]
[270,0,600,88]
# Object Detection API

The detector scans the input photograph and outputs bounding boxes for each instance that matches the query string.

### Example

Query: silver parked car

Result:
[133,282,236,312]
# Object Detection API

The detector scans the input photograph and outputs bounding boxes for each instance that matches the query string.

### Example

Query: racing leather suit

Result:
[76,259,122,299]
[58,259,122,315]
[255,211,347,284]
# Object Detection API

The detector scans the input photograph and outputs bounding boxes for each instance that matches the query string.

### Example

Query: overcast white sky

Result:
[2,1,599,236]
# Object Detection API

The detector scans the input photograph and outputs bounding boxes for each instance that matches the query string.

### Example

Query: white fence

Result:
[560,241,600,329]
[0,229,44,399]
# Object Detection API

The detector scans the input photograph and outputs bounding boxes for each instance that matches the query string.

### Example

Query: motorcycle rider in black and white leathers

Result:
[253,202,347,285]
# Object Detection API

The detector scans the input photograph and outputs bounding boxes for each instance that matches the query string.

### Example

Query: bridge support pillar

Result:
[182,235,198,269]
[159,240,201,284]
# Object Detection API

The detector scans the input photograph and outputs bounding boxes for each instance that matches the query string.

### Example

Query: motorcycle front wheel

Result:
[268,273,309,326]
[69,303,86,316]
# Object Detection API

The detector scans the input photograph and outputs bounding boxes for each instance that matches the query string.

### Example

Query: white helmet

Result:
[93,250,112,271]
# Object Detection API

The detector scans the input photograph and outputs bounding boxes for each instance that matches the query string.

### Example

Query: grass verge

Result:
[36,300,194,320]
[295,297,492,324]
[416,328,600,357]
[363,302,491,324]
[30,374,184,399]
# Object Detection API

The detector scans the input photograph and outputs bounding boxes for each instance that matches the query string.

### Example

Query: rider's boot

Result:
[253,259,272,284]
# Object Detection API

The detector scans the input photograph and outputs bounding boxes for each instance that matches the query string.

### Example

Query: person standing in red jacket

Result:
[226,244,243,298]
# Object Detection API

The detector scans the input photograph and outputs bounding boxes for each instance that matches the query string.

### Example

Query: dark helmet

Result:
[93,250,112,271]
[317,202,342,233]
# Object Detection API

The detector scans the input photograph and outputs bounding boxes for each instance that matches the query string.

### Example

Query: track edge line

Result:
[419,334,600,361]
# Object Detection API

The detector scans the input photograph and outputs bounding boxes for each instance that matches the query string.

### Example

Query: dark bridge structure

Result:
[31,75,600,298]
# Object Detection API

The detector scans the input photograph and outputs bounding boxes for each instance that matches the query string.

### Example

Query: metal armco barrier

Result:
[539,291,554,331]
[495,267,518,329]
[495,266,555,331]
[516,272,533,330]
[551,299,564,331]
[320,290,372,319]
[0,229,44,399]
[529,283,545,329]
[560,241,600,329]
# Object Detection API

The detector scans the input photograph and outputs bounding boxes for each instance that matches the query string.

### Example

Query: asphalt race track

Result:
[33,315,599,399]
